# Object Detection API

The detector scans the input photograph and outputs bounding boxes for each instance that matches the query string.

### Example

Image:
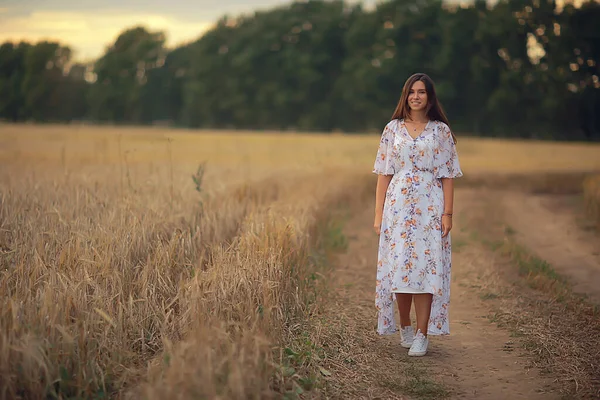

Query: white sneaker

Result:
[400,326,414,349]
[408,329,429,356]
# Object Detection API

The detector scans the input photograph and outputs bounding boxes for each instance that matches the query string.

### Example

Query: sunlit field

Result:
[1,124,600,399]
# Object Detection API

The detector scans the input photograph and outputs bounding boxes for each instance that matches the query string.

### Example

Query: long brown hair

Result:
[391,73,457,143]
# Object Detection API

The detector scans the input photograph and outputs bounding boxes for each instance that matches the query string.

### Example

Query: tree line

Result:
[0,0,598,140]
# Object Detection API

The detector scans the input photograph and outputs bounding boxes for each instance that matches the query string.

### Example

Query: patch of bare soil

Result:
[500,192,600,304]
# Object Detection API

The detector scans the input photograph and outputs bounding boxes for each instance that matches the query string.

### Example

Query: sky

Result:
[0,0,338,62]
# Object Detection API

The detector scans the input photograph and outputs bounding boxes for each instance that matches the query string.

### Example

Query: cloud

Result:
[0,10,213,61]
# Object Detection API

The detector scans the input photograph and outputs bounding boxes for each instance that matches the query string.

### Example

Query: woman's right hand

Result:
[374,175,392,237]
[374,215,382,235]
[374,223,381,235]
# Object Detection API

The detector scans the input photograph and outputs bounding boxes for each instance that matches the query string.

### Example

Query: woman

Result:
[372,73,462,357]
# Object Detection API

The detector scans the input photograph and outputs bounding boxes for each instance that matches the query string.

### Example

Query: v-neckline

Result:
[401,119,431,141]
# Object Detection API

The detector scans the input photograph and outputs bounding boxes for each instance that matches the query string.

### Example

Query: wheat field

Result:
[1,124,600,399]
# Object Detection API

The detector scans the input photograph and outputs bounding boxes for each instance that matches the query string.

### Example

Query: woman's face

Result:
[407,80,428,112]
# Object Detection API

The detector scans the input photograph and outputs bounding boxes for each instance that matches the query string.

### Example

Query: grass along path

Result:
[500,191,600,304]
[312,190,559,399]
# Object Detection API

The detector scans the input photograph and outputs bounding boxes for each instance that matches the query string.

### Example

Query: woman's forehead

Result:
[410,81,426,90]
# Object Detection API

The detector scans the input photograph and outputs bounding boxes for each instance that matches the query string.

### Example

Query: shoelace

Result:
[412,335,427,349]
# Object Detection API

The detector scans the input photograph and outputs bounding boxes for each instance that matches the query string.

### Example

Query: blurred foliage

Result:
[0,0,598,140]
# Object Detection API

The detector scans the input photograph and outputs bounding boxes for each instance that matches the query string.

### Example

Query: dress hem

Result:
[377,328,450,336]
[391,286,429,294]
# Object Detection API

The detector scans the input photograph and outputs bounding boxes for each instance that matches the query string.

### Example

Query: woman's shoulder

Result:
[432,120,450,131]
[383,118,401,132]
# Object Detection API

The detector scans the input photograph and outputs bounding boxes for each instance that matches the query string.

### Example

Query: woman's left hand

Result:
[441,215,452,238]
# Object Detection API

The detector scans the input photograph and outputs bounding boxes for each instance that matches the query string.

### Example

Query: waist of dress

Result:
[392,169,439,187]
[395,168,435,176]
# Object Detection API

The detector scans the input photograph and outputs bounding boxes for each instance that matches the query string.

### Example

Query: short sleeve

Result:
[372,121,397,175]
[434,122,463,179]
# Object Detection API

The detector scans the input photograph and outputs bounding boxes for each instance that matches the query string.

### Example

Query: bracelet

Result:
[442,213,453,217]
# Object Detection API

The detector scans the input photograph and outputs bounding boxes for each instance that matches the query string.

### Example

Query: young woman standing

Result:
[373,73,463,356]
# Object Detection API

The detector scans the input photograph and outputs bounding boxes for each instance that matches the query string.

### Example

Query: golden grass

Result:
[453,136,600,174]
[2,124,600,176]
[0,123,375,399]
[1,123,599,399]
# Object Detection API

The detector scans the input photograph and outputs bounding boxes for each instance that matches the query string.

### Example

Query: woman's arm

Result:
[440,177,454,238]
[374,174,393,234]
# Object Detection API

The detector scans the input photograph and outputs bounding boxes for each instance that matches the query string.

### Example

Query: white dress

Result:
[373,119,463,336]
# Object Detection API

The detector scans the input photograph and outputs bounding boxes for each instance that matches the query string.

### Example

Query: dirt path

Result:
[500,192,600,304]
[318,190,559,399]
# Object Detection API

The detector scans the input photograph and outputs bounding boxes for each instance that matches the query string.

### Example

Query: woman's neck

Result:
[407,110,428,123]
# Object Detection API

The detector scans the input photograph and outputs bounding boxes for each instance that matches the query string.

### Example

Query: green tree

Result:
[0,42,30,121]
[20,41,73,121]
[179,1,355,130]
[88,27,166,123]
[1,0,599,139]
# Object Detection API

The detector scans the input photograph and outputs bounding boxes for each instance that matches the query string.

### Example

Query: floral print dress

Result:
[373,119,463,336]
